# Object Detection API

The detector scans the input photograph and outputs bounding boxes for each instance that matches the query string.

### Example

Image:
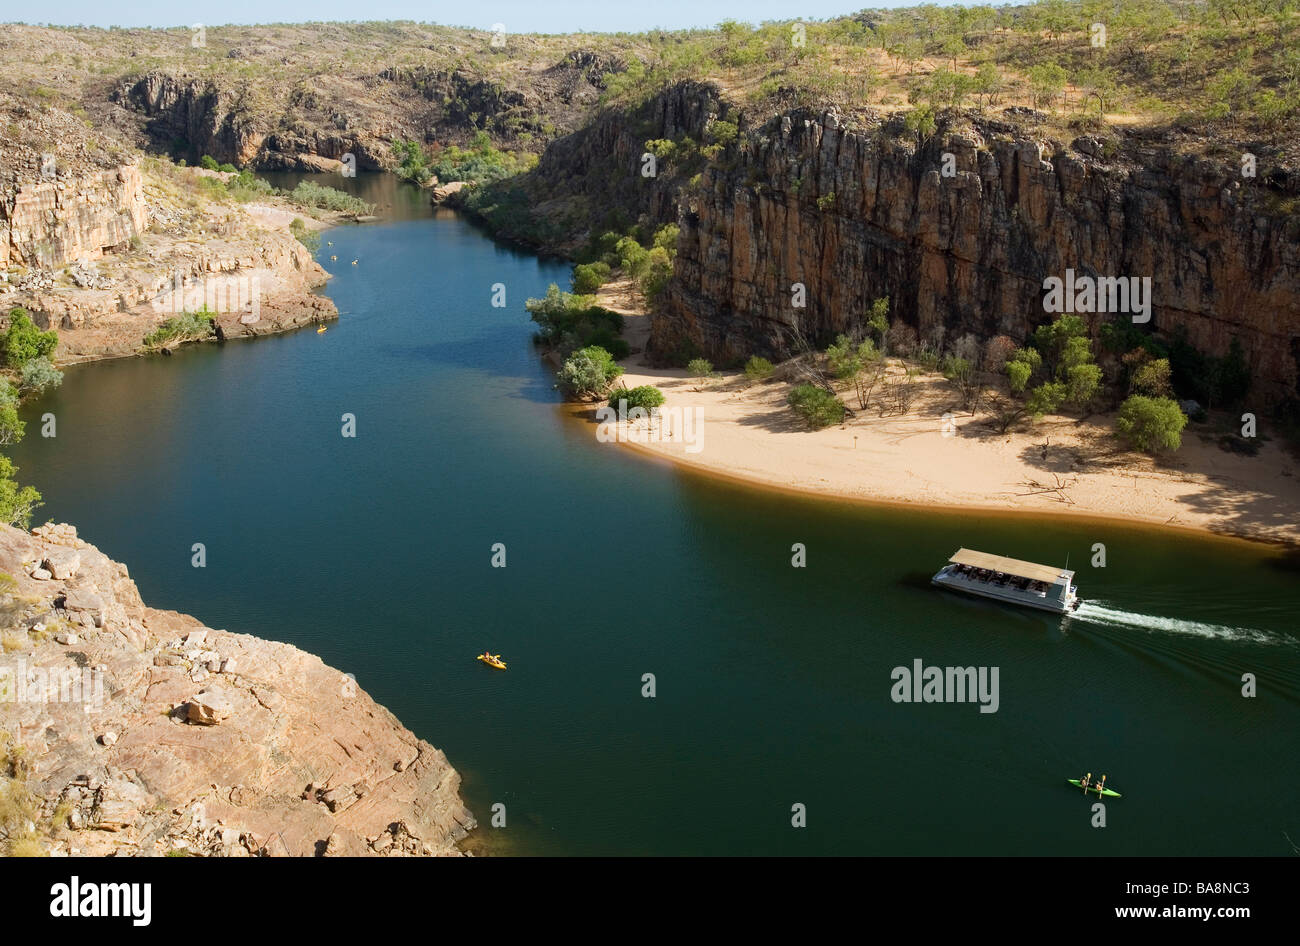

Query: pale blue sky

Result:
[1,1,970,33]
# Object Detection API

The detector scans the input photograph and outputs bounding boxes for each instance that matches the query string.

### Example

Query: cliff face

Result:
[659,105,1300,404]
[0,523,475,856]
[114,73,269,168]
[0,165,146,269]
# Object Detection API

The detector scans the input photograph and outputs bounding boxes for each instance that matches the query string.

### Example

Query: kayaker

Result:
[1096,775,1107,797]
[1080,772,1091,794]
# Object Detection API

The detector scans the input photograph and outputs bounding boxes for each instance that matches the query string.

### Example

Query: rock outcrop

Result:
[1,165,147,270]
[0,523,476,856]
[491,79,1297,406]
[660,105,1300,404]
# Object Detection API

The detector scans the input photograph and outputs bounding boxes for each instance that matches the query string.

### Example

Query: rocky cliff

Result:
[660,104,1300,405]
[1,166,146,270]
[0,523,475,856]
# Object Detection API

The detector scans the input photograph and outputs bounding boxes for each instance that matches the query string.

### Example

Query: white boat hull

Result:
[931,567,1078,615]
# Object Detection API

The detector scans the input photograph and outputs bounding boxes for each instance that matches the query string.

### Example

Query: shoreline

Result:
[588,279,1300,553]
[598,416,1299,554]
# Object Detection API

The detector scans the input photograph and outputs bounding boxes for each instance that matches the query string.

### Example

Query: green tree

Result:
[0,456,41,528]
[1064,363,1101,408]
[1027,63,1068,110]
[1031,315,1088,377]
[19,357,62,395]
[1026,381,1067,418]
[639,246,673,300]
[1116,395,1188,453]
[3,309,58,369]
[788,384,845,429]
[867,297,890,352]
[609,385,665,412]
[557,346,624,399]
[572,262,611,294]
[0,382,23,446]
[1130,357,1173,398]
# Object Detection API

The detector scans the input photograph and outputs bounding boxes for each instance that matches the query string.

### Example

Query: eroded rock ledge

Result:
[0,522,475,856]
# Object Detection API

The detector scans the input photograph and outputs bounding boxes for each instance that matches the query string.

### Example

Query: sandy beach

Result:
[585,280,1300,548]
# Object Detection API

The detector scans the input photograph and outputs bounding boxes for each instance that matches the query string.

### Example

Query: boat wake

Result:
[1072,601,1294,647]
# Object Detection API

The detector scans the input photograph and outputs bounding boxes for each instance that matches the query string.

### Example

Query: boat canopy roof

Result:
[948,548,1073,583]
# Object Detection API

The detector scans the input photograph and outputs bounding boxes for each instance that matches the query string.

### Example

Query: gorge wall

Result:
[0,165,146,270]
[660,104,1300,405]
[507,82,1299,406]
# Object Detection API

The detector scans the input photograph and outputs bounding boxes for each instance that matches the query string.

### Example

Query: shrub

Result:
[1116,395,1188,453]
[639,246,673,300]
[744,356,775,381]
[526,284,624,353]
[557,346,623,399]
[19,357,61,395]
[1005,360,1030,394]
[0,456,41,528]
[615,236,649,278]
[287,181,374,216]
[788,385,845,429]
[142,307,216,350]
[198,155,220,171]
[288,218,320,254]
[1026,381,1067,418]
[0,382,21,446]
[1064,363,1101,409]
[1130,357,1174,398]
[609,385,665,413]
[687,358,715,383]
[572,262,611,294]
[3,309,57,369]
[392,139,432,185]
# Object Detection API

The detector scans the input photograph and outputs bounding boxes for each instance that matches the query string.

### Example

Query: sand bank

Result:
[586,280,1300,549]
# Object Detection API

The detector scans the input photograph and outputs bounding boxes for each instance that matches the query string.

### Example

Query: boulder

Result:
[44,550,81,580]
[186,688,233,725]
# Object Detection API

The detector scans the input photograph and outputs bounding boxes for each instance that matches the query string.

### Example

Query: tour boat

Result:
[931,548,1080,614]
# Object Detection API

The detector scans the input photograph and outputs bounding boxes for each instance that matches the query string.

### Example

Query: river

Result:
[14,173,1300,855]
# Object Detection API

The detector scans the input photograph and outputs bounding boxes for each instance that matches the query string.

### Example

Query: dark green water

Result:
[15,175,1300,855]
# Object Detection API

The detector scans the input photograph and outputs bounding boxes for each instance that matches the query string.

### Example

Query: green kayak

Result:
[1067,779,1122,798]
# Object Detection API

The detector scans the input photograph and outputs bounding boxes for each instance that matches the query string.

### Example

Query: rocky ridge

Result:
[0,522,475,856]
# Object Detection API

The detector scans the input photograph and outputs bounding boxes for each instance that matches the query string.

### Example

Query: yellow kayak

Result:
[316,325,327,334]
[477,653,506,670]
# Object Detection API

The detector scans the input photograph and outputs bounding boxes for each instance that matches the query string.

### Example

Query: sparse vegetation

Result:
[142,307,217,351]
[744,356,775,381]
